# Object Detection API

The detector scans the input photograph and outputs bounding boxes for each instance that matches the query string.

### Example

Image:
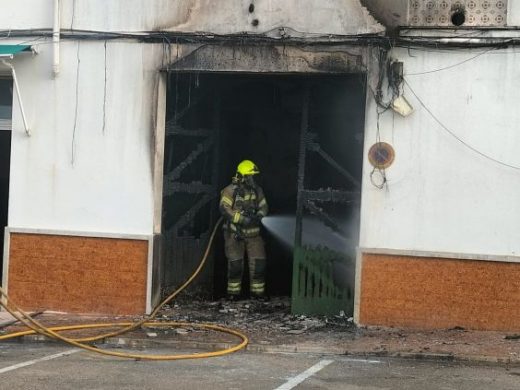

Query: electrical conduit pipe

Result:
[53,0,60,77]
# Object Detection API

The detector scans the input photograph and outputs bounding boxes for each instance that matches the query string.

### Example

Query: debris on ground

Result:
[155,296,358,344]
[3,300,520,363]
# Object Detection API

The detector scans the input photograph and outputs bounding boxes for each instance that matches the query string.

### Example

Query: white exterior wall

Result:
[0,0,382,236]
[0,0,382,35]
[360,47,520,258]
[6,40,162,235]
[509,1,520,25]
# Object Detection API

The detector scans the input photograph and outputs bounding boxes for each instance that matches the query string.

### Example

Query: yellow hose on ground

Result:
[0,217,250,360]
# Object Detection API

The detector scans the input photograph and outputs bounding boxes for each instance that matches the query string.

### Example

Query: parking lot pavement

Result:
[1,343,520,389]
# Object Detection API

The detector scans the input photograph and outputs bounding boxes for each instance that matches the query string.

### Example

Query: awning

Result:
[0,45,32,59]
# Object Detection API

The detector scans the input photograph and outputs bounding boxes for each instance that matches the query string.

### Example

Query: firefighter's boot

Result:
[227,258,243,299]
[249,257,266,298]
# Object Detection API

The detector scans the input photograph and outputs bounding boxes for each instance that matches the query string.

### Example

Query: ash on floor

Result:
[156,297,358,343]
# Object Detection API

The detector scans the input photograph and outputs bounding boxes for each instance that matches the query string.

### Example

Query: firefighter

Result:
[220,160,268,299]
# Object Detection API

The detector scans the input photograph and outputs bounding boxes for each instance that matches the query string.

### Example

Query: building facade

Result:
[0,0,383,316]
[1,0,520,331]
[357,0,520,331]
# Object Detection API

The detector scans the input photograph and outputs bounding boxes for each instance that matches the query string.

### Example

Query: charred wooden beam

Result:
[306,136,361,190]
[301,189,358,203]
[164,181,214,196]
[172,193,216,235]
[165,137,214,181]
[295,83,311,248]
[172,95,203,123]
[304,200,346,236]
[165,123,212,137]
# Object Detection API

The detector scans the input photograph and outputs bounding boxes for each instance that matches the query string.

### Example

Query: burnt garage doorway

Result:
[161,72,365,315]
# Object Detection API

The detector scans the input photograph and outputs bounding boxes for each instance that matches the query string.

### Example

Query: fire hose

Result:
[0,217,250,360]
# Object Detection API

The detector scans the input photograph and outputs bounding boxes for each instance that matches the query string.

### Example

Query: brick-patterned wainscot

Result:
[7,233,148,315]
[359,253,520,331]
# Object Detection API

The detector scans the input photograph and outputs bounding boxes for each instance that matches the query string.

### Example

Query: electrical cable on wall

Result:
[404,79,520,171]
[2,27,520,50]
[405,47,498,76]
[368,47,399,190]
[71,41,81,165]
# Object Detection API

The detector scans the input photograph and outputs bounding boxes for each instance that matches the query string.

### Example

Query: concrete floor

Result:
[1,343,520,389]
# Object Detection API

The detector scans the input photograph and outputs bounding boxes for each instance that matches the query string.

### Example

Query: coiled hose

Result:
[0,217,249,360]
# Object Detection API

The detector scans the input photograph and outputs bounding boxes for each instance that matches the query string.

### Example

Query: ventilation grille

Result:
[409,0,507,27]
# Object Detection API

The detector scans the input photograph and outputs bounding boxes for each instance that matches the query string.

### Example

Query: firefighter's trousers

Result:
[224,231,266,297]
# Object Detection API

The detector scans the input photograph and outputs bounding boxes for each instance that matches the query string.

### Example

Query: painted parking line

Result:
[338,357,382,364]
[0,349,80,374]
[274,359,334,390]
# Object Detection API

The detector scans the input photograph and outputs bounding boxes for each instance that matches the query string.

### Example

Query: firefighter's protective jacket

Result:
[219,182,268,238]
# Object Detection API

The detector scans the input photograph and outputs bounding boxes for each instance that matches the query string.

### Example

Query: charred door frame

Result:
[293,81,363,315]
[153,43,370,303]
[158,73,222,296]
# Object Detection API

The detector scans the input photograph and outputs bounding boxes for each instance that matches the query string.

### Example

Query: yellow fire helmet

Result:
[236,160,260,177]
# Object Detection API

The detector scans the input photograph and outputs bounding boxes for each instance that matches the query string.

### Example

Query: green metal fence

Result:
[291,245,354,316]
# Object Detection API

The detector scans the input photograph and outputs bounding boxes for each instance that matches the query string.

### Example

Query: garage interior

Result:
[161,72,366,314]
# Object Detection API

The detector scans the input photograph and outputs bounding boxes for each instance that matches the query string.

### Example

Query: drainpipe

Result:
[53,0,61,77]
[1,60,31,136]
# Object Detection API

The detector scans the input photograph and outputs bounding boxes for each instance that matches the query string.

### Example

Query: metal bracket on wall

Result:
[1,60,30,136]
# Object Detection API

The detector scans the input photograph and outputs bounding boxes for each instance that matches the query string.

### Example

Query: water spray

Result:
[261,214,358,286]
[261,214,354,253]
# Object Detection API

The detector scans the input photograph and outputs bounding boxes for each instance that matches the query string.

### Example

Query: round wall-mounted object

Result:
[368,142,395,169]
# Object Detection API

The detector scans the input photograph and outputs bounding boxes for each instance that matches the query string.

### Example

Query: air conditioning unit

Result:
[408,0,507,27]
